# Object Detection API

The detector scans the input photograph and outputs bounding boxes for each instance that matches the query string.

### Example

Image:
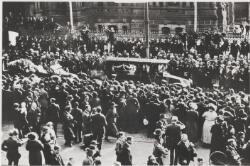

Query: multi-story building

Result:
[3,2,250,33]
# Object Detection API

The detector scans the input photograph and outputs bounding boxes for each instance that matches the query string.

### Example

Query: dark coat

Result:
[210,123,226,153]
[91,113,107,135]
[26,139,44,165]
[165,124,181,149]
[47,103,60,123]
[71,107,83,126]
[176,141,197,165]
[50,153,65,166]
[1,137,22,161]
[62,112,75,141]
[119,147,132,165]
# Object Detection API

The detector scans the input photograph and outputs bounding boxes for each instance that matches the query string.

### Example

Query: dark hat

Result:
[126,136,132,143]
[28,132,37,140]
[54,145,61,150]
[153,128,163,136]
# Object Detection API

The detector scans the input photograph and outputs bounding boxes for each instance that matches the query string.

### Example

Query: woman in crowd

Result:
[26,132,44,165]
[202,103,218,145]
[185,102,199,144]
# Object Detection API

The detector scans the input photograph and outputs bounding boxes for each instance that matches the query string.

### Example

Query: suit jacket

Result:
[47,103,60,122]
[2,137,22,160]
[91,113,107,134]
[165,124,181,149]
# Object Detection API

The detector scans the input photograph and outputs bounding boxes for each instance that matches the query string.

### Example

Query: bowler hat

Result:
[153,128,163,136]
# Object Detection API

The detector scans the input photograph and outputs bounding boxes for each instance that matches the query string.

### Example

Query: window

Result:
[183,2,186,7]
[159,2,163,7]
[82,2,84,7]
[190,2,194,7]
[153,2,156,7]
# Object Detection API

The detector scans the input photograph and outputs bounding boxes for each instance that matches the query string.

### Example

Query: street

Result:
[1,122,210,165]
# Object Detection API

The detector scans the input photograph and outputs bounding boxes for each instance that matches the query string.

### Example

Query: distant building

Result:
[3,2,250,33]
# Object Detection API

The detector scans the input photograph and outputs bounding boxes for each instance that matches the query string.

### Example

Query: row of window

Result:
[82,2,194,7]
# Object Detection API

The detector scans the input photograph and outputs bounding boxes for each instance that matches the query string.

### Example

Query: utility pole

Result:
[145,1,150,58]
[194,1,197,32]
[69,1,74,32]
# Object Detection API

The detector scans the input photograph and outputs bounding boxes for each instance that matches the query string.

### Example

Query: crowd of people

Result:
[3,11,58,33]
[2,11,250,166]
[3,26,249,91]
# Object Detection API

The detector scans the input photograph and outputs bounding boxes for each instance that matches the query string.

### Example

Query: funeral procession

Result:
[1,1,250,166]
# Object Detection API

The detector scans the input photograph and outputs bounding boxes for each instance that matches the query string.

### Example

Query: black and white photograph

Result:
[1,1,250,165]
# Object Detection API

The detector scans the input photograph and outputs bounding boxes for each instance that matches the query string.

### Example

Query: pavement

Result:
[1,122,210,166]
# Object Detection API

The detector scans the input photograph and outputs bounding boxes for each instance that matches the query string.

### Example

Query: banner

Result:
[8,31,19,46]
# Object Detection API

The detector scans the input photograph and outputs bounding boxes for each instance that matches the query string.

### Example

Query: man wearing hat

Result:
[165,116,182,165]
[105,102,119,141]
[71,101,83,143]
[91,106,107,150]
[210,116,227,153]
[62,106,75,147]
[46,98,60,135]
[1,129,24,165]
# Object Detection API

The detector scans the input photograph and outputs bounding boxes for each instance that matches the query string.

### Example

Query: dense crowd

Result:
[2,12,250,166]
[2,69,250,165]
[3,30,249,91]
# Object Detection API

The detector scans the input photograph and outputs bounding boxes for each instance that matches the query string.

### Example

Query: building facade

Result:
[3,2,250,33]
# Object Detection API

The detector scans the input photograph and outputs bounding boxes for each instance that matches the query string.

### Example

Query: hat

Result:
[189,102,198,110]
[227,138,235,144]
[117,132,125,137]
[153,129,163,136]
[46,121,54,127]
[126,136,132,144]
[9,129,18,136]
[50,98,56,103]
[54,145,61,150]
[13,103,19,108]
[28,132,37,140]
[171,116,178,122]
